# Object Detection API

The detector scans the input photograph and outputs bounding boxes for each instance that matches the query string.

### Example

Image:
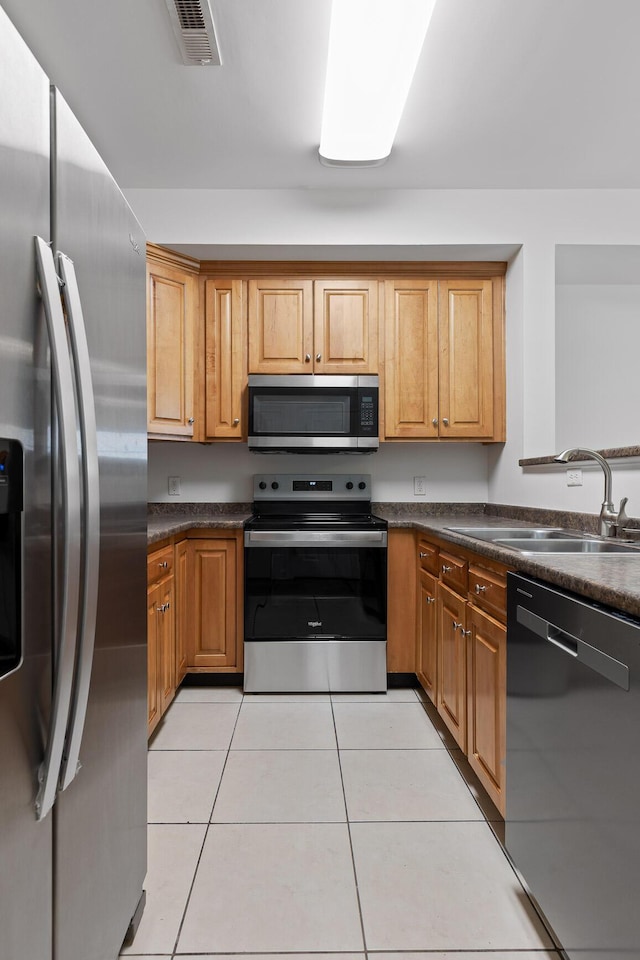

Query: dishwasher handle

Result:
[516,605,630,691]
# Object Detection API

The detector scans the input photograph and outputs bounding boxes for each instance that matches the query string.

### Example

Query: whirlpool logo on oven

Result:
[308,621,322,628]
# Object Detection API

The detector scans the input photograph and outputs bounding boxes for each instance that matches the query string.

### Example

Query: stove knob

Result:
[258,481,267,490]
[271,481,279,490]
[346,481,354,490]
[358,481,367,490]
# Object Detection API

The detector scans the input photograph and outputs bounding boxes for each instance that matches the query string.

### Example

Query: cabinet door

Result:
[467,604,506,816]
[313,279,378,373]
[158,576,175,715]
[384,279,439,438]
[204,279,246,439]
[248,279,313,373]
[147,260,196,437]
[175,540,188,685]
[437,582,467,750]
[188,539,238,669]
[147,582,161,736]
[417,569,438,703]
[438,279,494,438]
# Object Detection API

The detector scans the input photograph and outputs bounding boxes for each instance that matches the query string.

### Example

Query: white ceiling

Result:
[3,0,640,192]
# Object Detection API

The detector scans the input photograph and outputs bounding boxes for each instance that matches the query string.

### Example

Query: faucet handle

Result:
[617,496,630,530]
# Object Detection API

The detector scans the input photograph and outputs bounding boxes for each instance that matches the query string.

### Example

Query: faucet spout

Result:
[553,447,625,537]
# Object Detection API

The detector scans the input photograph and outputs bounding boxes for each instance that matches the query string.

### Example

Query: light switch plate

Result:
[168,476,181,496]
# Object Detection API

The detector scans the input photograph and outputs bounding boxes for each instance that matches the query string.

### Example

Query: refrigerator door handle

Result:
[34,236,82,821]
[56,251,100,791]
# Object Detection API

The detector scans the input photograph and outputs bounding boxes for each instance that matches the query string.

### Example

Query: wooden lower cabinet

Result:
[147,568,175,737]
[184,533,243,671]
[416,569,438,703]
[437,582,468,751]
[387,529,418,673]
[413,531,509,816]
[174,539,189,684]
[467,604,506,815]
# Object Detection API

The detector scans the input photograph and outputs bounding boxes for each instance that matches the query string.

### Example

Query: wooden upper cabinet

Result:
[147,252,197,438]
[248,279,313,373]
[313,280,378,373]
[204,279,246,439]
[384,279,438,438]
[438,279,495,439]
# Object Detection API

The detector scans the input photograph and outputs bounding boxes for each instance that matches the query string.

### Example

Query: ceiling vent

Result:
[164,0,221,65]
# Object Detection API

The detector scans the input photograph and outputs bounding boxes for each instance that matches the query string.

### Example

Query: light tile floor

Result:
[121,685,561,960]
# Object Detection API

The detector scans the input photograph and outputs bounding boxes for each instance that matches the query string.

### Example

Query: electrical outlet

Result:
[168,476,181,496]
[413,476,427,496]
[566,469,583,487]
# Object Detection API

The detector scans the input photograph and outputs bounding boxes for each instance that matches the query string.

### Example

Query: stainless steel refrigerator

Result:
[0,6,147,959]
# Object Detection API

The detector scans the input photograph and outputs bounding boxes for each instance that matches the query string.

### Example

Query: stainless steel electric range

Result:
[243,474,387,693]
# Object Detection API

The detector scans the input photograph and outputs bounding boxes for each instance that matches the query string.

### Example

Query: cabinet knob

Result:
[158,560,168,568]
[156,606,164,613]
[442,564,452,573]
[453,621,463,631]
[432,418,438,427]
[316,353,322,362]
[305,353,312,362]
[419,551,429,558]
[188,417,195,424]
[425,596,435,605]
[474,583,487,594]
[442,418,449,426]
[462,628,472,637]
[165,601,170,610]
[232,418,240,426]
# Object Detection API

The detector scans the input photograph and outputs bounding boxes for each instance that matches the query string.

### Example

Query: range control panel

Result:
[253,474,372,501]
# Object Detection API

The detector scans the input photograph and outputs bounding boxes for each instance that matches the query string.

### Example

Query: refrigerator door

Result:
[51,90,148,960]
[0,7,53,959]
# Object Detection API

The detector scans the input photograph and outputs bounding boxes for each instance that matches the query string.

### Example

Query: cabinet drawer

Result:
[147,545,174,585]
[416,538,439,576]
[439,550,468,594]
[469,564,507,621]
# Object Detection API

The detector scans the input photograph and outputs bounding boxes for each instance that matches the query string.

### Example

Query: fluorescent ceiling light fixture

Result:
[319,0,438,166]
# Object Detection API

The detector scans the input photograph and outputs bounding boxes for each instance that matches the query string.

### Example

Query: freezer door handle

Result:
[57,252,100,791]
[34,237,82,821]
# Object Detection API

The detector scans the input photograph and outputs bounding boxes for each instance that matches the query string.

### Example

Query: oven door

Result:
[244,529,387,692]
[247,375,378,452]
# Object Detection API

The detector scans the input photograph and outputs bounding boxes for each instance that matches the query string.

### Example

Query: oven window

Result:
[252,394,352,435]
[245,546,386,641]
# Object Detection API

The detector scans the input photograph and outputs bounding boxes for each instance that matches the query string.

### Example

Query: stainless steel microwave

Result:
[248,375,379,453]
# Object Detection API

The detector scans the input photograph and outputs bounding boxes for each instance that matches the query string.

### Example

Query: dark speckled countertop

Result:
[374,506,640,619]
[148,501,640,619]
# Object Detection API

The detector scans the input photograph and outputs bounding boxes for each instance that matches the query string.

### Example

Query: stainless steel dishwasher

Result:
[506,572,640,960]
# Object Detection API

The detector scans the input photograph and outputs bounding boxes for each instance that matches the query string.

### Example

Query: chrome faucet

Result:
[554,447,629,538]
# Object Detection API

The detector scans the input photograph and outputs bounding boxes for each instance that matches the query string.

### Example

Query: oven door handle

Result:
[244,530,387,548]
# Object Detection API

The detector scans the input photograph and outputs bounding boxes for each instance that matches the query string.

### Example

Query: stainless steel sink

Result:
[447,526,573,541]
[496,538,640,554]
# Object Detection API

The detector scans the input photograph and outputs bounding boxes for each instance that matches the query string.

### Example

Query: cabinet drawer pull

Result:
[425,596,435,605]
[474,583,487,594]
[442,564,453,573]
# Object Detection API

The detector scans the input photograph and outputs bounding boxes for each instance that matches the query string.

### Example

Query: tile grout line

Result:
[329,695,370,958]
[168,697,246,960]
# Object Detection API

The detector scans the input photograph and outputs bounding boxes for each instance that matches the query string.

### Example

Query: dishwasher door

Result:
[506,572,640,960]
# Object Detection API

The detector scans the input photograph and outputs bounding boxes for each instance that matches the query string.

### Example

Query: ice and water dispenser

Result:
[0,438,22,679]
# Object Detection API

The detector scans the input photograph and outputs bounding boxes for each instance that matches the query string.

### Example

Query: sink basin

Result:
[447,526,573,541]
[496,538,640,554]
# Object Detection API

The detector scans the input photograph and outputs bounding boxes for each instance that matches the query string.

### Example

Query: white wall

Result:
[128,187,640,513]
[148,441,490,504]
